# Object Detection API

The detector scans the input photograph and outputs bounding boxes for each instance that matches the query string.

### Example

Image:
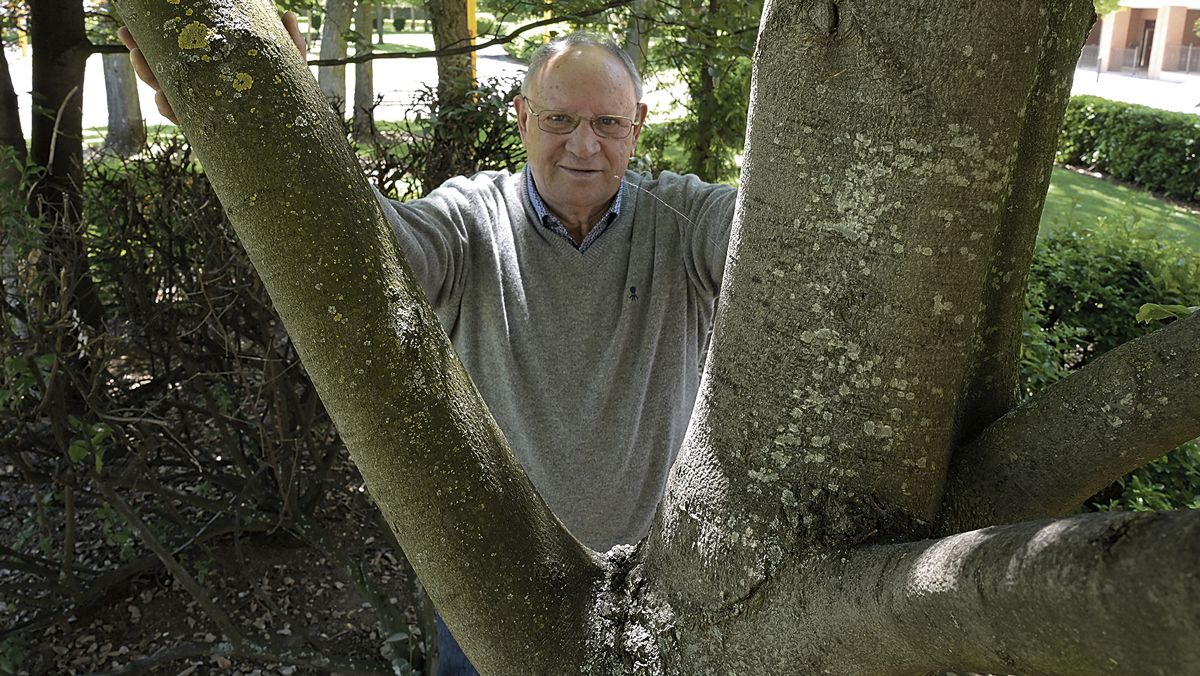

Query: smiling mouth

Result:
[560,167,603,176]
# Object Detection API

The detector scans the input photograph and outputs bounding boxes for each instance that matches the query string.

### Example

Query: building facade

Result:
[1080,0,1200,78]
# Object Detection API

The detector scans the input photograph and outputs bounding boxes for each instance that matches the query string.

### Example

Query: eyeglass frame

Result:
[519,96,644,140]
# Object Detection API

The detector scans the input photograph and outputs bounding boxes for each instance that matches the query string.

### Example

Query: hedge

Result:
[1056,95,1200,203]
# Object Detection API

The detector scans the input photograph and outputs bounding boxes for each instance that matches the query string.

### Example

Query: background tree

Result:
[352,0,376,140]
[106,0,1200,672]
[0,3,25,188]
[319,0,356,115]
[97,0,145,157]
[29,0,103,331]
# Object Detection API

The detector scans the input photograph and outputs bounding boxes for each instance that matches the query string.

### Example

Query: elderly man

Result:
[121,19,736,675]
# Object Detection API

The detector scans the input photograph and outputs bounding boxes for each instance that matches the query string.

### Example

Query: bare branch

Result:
[939,311,1200,533]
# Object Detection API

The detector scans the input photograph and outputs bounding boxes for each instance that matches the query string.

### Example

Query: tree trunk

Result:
[623,0,654,72]
[319,0,356,117]
[427,0,473,101]
[29,0,104,330]
[0,37,26,188]
[102,52,146,157]
[685,0,720,178]
[116,0,1200,673]
[352,1,375,142]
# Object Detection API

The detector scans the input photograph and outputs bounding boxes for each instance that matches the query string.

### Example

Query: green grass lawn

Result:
[1041,166,1200,252]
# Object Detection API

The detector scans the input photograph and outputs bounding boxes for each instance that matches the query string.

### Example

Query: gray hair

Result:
[521,31,644,102]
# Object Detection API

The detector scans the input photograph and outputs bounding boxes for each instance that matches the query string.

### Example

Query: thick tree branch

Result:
[939,311,1200,533]
[677,509,1200,674]
[112,2,607,672]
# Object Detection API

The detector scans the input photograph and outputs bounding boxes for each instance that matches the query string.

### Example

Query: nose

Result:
[564,120,602,157]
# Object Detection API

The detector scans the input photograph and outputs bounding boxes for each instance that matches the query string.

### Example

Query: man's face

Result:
[515,46,648,225]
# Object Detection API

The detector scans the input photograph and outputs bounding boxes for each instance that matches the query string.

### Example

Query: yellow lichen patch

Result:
[167,0,180,4]
[214,89,222,97]
[273,74,283,85]
[185,8,193,15]
[232,72,254,91]
[178,21,211,50]
[247,48,259,57]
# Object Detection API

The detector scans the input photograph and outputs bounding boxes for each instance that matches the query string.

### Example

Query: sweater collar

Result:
[524,167,624,253]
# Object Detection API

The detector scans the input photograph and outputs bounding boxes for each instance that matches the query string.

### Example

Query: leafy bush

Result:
[476,12,498,37]
[1020,220,1200,510]
[1057,95,1200,203]
[1022,221,1200,382]
[364,76,525,199]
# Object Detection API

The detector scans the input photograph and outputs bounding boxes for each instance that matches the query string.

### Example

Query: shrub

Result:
[476,12,498,37]
[1057,95,1200,203]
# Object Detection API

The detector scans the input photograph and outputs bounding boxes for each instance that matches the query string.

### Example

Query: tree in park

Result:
[116,0,1199,673]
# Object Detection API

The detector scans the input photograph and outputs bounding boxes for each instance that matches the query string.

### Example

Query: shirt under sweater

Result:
[376,168,737,551]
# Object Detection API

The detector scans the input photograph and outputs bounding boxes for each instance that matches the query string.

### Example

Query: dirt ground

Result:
[0,458,425,675]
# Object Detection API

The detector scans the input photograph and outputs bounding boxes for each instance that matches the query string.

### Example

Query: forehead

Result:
[528,45,638,110]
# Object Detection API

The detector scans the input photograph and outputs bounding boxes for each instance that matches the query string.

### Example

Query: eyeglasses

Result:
[521,96,641,140]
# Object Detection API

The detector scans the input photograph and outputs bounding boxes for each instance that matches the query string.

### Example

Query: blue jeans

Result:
[436,615,480,676]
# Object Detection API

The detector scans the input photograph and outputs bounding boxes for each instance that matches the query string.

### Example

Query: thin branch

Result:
[90,470,250,649]
[938,312,1200,533]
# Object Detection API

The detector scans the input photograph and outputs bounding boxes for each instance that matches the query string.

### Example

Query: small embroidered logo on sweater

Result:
[629,286,638,301]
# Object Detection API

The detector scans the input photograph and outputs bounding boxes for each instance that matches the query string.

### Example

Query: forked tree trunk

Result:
[115,0,1200,673]
[102,52,146,156]
[319,0,356,116]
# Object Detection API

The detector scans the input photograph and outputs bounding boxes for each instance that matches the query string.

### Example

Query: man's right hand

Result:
[117,11,308,125]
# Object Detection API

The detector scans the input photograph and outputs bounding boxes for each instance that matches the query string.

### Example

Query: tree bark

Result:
[427,0,473,101]
[113,2,604,672]
[0,37,26,187]
[939,310,1200,533]
[116,0,1200,673]
[623,0,654,72]
[103,51,146,157]
[29,0,104,330]
[319,0,356,117]
[352,1,375,142]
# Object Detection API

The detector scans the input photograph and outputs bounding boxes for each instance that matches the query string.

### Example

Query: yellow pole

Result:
[544,0,552,42]
[467,0,477,82]
[19,26,27,57]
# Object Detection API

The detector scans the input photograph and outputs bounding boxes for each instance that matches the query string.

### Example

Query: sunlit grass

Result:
[1041,166,1200,252]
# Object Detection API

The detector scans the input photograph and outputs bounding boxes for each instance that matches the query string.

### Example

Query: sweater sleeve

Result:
[372,173,508,326]
[656,172,738,297]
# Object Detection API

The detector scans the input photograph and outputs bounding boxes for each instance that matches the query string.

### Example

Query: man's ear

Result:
[629,102,649,150]
[513,95,529,139]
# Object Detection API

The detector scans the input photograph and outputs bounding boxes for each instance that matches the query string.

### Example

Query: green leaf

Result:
[1135,303,1199,323]
[67,440,89,463]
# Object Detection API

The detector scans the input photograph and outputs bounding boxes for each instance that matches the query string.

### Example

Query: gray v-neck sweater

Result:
[377,168,736,550]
